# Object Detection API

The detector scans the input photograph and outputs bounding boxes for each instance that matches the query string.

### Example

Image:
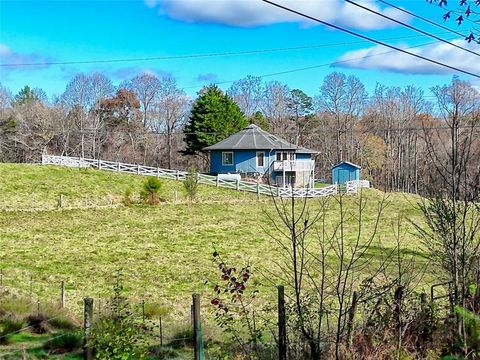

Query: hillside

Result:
[0,164,428,317]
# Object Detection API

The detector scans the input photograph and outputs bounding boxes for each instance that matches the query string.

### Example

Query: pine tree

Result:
[184,85,247,154]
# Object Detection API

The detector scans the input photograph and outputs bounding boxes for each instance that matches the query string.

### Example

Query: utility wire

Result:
[344,0,480,57]
[261,0,480,78]
[145,125,480,136]
[378,0,468,39]
[182,37,458,90]
[0,32,452,68]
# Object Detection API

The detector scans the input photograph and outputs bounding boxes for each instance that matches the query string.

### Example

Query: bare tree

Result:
[126,73,161,128]
[151,75,190,168]
[317,72,367,164]
[416,77,480,353]
[227,75,263,117]
[0,83,12,116]
[264,192,394,359]
[262,81,292,136]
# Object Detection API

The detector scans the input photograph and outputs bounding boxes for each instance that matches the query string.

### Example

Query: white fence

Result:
[41,155,361,198]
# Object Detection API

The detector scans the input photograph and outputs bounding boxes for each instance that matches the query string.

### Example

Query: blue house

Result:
[203,124,317,187]
[332,161,361,184]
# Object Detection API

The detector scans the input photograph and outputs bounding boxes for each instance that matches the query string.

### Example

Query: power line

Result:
[378,0,468,39]
[261,0,480,79]
[148,125,480,136]
[344,0,480,57]
[181,37,458,90]
[0,32,453,68]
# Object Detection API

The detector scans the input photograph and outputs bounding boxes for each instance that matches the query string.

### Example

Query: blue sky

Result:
[1,0,479,100]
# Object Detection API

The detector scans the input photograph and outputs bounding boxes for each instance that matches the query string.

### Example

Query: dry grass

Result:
[0,164,429,318]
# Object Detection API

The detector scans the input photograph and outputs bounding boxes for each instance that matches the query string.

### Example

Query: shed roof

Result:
[332,161,361,169]
[203,124,316,153]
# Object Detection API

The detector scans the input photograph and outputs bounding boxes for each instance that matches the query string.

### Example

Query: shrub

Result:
[167,325,194,349]
[0,316,24,344]
[183,167,199,202]
[122,188,134,206]
[43,331,82,354]
[141,177,162,205]
[0,296,32,316]
[91,271,149,359]
[25,313,51,334]
[48,315,77,331]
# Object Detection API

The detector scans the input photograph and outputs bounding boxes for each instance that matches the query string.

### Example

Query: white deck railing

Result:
[41,155,362,198]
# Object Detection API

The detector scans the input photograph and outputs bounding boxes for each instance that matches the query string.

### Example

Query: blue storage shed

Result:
[332,161,361,184]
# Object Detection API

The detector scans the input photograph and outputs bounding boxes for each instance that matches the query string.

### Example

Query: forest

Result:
[0,72,478,195]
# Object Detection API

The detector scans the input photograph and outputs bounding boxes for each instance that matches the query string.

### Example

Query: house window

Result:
[256,151,265,167]
[276,152,296,161]
[222,152,234,166]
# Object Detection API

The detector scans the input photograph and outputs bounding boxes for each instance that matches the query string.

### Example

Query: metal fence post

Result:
[83,297,94,360]
[60,281,65,308]
[277,285,287,360]
[159,316,163,347]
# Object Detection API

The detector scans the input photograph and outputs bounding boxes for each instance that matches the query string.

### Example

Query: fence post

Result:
[159,316,163,347]
[256,182,260,200]
[176,170,180,181]
[216,176,219,187]
[394,286,404,344]
[420,292,427,309]
[117,161,120,172]
[83,297,94,360]
[58,194,64,208]
[97,159,101,170]
[192,293,203,360]
[137,164,140,174]
[236,179,240,191]
[29,274,33,301]
[277,285,287,360]
[37,300,40,316]
[346,291,358,347]
[60,281,65,308]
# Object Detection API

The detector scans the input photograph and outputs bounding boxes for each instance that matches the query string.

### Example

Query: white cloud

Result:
[335,39,480,75]
[0,43,51,69]
[145,0,410,30]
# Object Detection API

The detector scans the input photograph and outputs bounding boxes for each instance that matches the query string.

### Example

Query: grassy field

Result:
[0,164,428,321]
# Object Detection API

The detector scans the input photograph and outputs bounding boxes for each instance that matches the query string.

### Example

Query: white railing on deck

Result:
[41,155,362,198]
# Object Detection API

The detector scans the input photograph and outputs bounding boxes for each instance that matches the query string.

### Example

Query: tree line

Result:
[0,72,478,194]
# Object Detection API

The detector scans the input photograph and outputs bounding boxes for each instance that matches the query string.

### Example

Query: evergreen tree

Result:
[184,85,247,154]
[12,85,47,106]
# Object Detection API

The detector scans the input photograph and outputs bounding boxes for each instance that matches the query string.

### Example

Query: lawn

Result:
[0,164,428,321]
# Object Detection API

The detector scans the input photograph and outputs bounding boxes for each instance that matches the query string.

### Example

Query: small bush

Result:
[43,331,82,354]
[91,271,149,359]
[183,167,199,202]
[141,177,162,205]
[143,302,170,319]
[48,315,77,331]
[122,188,134,206]
[167,325,194,349]
[0,316,25,344]
[0,296,33,316]
[25,313,51,334]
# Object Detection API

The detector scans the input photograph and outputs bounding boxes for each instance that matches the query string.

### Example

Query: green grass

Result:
[0,164,428,320]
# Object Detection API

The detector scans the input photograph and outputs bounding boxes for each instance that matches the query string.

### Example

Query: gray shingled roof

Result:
[203,124,316,153]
